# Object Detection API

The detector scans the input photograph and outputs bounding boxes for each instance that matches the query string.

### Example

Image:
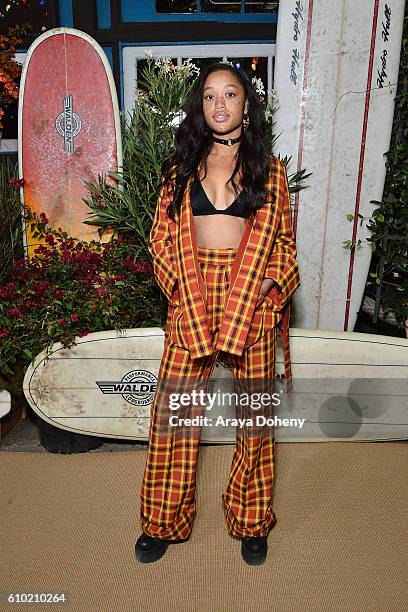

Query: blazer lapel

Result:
[176,174,213,359]
[215,201,280,356]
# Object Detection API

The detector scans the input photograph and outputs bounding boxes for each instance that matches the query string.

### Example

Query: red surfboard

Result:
[18,27,122,258]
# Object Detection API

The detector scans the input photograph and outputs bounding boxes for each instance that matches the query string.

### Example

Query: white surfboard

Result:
[0,389,11,419]
[23,327,408,443]
[274,0,405,332]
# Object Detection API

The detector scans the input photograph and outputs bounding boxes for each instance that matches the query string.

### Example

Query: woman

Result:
[135,62,301,566]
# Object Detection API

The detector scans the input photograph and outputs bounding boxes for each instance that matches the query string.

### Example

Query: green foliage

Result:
[0,208,163,384]
[81,56,200,263]
[0,158,24,284]
[365,13,408,329]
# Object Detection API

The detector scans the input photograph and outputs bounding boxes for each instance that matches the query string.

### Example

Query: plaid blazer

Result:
[148,154,301,391]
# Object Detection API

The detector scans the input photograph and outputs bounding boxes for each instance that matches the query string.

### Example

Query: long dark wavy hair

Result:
[161,62,276,222]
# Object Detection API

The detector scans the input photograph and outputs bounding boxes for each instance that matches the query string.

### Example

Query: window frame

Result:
[120,0,278,23]
[121,42,275,120]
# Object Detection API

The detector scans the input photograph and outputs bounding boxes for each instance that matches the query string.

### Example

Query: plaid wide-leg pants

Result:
[140,245,277,541]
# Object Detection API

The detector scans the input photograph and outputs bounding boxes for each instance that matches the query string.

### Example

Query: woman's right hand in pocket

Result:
[170,281,180,306]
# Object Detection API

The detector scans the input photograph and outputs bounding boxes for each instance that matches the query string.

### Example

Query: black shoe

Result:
[241,536,268,566]
[135,533,169,564]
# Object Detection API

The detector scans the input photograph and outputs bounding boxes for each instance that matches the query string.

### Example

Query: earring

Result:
[242,111,249,133]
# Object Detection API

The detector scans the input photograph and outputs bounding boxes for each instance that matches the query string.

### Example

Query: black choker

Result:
[212,134,242,146]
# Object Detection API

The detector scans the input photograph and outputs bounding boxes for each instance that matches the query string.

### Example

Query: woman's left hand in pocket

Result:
[259,277,279,297]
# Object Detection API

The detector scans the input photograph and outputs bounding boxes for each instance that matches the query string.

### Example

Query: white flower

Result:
[144,49,154,59]
[154,56,172,72]
[136,90,149,102]
[174,60,200,78]
[252,76,265,98]
[182,58,200,76]
[264,89,279,120]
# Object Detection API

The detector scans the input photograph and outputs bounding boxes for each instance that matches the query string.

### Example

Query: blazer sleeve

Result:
[148,173,178,302]
[264,158,301,311]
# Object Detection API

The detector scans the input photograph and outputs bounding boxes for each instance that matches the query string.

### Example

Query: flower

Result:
[34,280,49,295]
[7,307,23,318]
[97,286,108,297]
[70,312,79,323]
[0,326,11,338]
[154,56,172,73]
[8,176,24,188]
[179,58,200,77]
[252,76,265,99]
[0,282,16,299]
[33,245,50,256]
[54,289,63,299]
[181,57,200,76]
[136,90,149,104]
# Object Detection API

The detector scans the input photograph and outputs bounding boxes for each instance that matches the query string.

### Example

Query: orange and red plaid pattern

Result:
[148,155,301,390]
[140,246,279,540]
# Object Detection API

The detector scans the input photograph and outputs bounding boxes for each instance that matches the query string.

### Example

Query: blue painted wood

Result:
[58,0,74,27]
[96,0,111,29]
[102,46,113,70]
[121,0,277,23]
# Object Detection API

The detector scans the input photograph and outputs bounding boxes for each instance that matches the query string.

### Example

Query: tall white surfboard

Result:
[274,0,404,332]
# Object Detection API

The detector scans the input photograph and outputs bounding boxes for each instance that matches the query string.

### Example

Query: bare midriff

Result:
[193,155,247,249]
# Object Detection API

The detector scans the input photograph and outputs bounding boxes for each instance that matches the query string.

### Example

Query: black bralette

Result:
[190,178,247,218]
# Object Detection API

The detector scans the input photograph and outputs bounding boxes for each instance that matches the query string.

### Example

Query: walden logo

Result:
[55,95,82,153]
[96,370,157,407]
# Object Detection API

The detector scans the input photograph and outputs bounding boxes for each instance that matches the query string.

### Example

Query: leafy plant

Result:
[81,56,200,262]
[0,23,32,129]
[0,207,162,388]
[0,158,25,284]
[364,12,408,331]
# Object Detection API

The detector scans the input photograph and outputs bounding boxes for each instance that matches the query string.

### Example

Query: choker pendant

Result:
[212,135,243,146]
